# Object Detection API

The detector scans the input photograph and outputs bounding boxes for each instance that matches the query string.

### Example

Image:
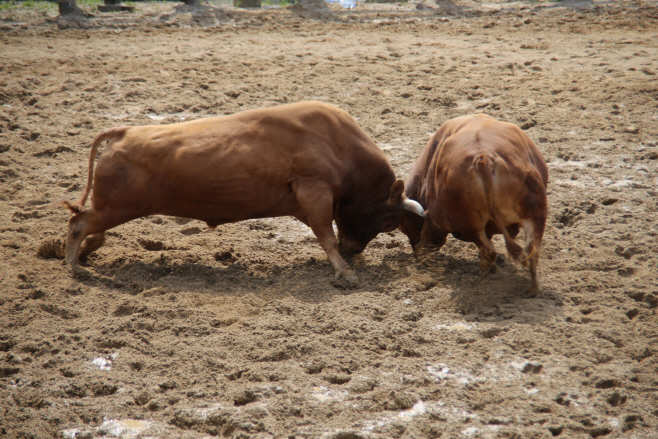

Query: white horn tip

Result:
[403,199,425,218]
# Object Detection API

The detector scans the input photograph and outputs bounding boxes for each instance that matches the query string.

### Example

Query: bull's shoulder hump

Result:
[240,101,343,119]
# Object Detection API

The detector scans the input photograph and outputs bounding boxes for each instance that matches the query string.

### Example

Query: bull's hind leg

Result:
[292,179,357,284]
[521,218,544,297]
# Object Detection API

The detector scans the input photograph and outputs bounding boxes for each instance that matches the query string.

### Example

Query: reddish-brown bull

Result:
[399,114,548,296]
[59,101,424,284]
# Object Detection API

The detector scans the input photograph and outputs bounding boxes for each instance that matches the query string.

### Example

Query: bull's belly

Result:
[93,183,302,228]
[158,205,297,228]
[160,191,301,225]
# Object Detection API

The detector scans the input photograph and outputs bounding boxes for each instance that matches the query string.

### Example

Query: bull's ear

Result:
[389,179,404,206]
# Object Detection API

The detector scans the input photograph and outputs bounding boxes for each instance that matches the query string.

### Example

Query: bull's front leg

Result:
[293,179,358,284]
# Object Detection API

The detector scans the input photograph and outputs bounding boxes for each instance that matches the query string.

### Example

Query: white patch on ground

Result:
[99,419,152,437]
[427,363,487,385]
[524,386,540,395]
[90,352,118,370]
[311,386,348,402]
[607,179,650,189]
[462,425,503,438]
[435,322,477,331]
[360,401,430,434]
[61,418,152,439]
[61,430,78,439]
[426,401,478,424]
[555,179,588,188]
[379,143,408,151]
[549,157,652,190]
[427,363,452,380]
[398,400,426,418]
[190,403,224,419]
[428,358,548,388]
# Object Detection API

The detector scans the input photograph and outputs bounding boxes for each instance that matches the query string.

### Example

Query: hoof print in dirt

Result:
[140,287,168,298]
[554,393,572,407]
[180,226,202,236]
[625,291,657,309]
[303,361,325,375]
[347,379,377,394]
[158,380,179,392]
[128,360,146,372]
[615,245,642,259]
[26,289,45,300]
[90,382,118,397]
[233,389,258,406]
[134,391,151,406]
[623,415,645,431]
[138,238,164,251]
[59,368,74,378]
[0,366,20,378]
[589,426,612,438]
[594,378,621,389]
[214,250,238,263]
[323,373,351,385]
[12,389,47,408]
[210,317,239,328]
[379,390,418,410]
[521,362,543,374]
[147,399,164,411]
[479,327,505,339]
[606,391,628,407]
[64,383,87,398]
[555,208,582,228]
[113,302,135,317]
[601,197,619,206]
[0,339,16,352]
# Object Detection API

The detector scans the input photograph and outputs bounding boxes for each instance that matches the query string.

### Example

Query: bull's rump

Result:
[91,102,378,224]
[424,114,548,231]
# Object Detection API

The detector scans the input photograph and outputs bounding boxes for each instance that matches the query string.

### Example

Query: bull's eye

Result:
[381,221,395,233]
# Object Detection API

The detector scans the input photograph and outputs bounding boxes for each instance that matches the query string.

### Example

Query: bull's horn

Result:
[402,199,425,217]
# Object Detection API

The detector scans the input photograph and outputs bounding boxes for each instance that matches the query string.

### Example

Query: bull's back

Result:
[91,102,386,222]
[410,114,547,229]
[429,115,545,186]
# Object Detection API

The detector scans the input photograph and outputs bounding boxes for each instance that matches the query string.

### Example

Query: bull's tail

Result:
[473,154,525,261]
[56,127,127,214]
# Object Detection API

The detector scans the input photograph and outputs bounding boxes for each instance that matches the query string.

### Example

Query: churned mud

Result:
[1,0,657,437]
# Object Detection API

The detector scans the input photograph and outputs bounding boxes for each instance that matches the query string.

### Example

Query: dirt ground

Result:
[1,0,657,437]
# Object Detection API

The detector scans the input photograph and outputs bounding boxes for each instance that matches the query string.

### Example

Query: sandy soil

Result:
[1,0,657,438]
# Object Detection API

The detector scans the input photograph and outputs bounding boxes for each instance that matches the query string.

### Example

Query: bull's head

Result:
[336,179,424,255]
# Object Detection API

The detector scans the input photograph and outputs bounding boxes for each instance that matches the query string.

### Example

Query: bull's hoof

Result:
[335,269,359,285]
[527,286,540,298]
[479,262,496,275]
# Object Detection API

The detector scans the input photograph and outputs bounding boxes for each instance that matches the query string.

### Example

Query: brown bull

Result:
[59,101,424,283]
[399,114,548,296]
